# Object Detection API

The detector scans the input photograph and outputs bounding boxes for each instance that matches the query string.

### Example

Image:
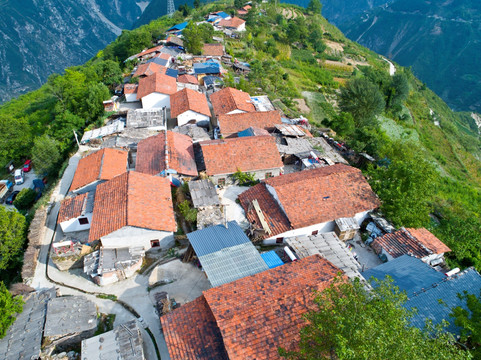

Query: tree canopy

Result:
[0,282,23,339]
[451,290,481,357]
[339,78,385,123]
[280,277,471,360]
[0,207,27,271]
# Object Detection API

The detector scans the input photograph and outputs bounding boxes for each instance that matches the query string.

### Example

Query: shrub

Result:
[13,188,37,210]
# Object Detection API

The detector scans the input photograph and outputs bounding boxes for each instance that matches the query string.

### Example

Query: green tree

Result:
[339,78,385,123]
[280,277,471,360]
[0,114,32,166]
[49,111,84,151]
[367,142,437,227]
[31,135,61,176]
[93,60,123,90]
[328,112,355,137]
[182,21,203,55]
[0,206,26,270]
[307,0,322,14]
[85,82,110,123]
[194,0,201,9]
[0,282,23,339]
[13,188,37,211]
[451,291,481,357]
[234,0,244,8]
[386,73,410,109]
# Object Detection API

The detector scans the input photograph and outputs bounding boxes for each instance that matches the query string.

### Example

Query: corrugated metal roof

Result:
[188,179,220,208]
[362,255,445,295]
[81,119,125,143]
[194,62,221,74]
[187,221,249,257]
[286,232,363,280]
[166,68,178,78]
[406,268,481,334]
[199,242,268,287]
[261,251,284,269]
[167,22,188,32]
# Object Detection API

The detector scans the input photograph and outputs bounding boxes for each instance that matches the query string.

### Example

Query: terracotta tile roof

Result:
[209,87,255,116]
[137,45,162,58]
[133,62,167,78]
[218,16,245,29]
[199,136,283,176]
[239,164,380,238]
[371,228,451,259]
[69,149,128,192]
[136,131,198,177]
[177,74,199,85]
[161,296,229,360]
[217,110,282,137]
[58,193,88,223]
[123,83,138,94]
[170,88,211,119]
[89,171,176,241]
[202,43,224,57]
[407,228,451,254]
[161,255,340,360]
[137,72,177,100]
[156,52,172,60]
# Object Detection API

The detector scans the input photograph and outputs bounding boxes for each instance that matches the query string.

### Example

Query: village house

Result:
[165,35,184,48]
[166,21,188,35]
[237,4,252,15]
[209,86,255,118]
[69,148,128,194]
[123,83,138,102]
[161,255,340,360]
[207,11,231,24]
[239,164,381,244]
[370,227,451,265]
[135,45,163,61]
[217,110,282,137]
[132,62,166,78]
[199,135,283,185]
[217,16,246,32]
[136,131,198,179]
[146,52,172,67]
[126,108,167,131]
[136,72,177,109]
[193,61,222,82]
[80,118,125,145]
[57,191,95,233]
[88,171,176,250]
[170,88,211,127]
[177,74,200,91]
[202,43,224,57]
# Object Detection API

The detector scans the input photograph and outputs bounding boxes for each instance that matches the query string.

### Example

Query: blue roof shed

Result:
[362,255,445,295]
[261,251,284,269]
[167,22,188,32]
[217,11,230,19]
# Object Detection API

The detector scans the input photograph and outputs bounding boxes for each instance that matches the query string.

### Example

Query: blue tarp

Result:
[203,76,222,87]
[194,62,221,75]
[261,251,284,269]
[165,68,178,79]
[166,22,188,32]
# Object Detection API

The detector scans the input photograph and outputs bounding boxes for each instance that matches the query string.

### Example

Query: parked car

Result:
[14,169,24,185]
[23,159,32,172]
[5,191,20,205]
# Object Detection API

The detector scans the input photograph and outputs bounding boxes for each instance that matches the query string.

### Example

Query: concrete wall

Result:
[95,257,143,286]
[210,167,282,186]
[177,110,210,127]
[177,83,199,92]
[125,93,138,103]
[141,93,171,109]
[100,226,174,251]
[60,213,93,233]
[262,210,373,245]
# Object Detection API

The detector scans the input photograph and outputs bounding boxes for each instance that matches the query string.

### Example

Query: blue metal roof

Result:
[261,251,284,269]
[406,268,481,334]
[217,11,230,19]
[146,57,168,67]
[187,221,250,257]
[167,22,188,32]
[194,62,221,75]
[203,76,222,86]
[165,68,178,79]
[363,255,445,295]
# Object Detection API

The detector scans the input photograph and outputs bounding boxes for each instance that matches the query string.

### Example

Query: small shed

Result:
[334,217,360,241]
[261,251,284,269]
[188,179,220,208]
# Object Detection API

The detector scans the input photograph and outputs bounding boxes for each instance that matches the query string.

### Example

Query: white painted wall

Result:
[141,93,171,109]
[177,83,199,92]
[100,226,175,251]
[236,23,246,32]
[60,213,93,233]
[262,210,373,245]
[125,93,138,103]
[177,110,210,127]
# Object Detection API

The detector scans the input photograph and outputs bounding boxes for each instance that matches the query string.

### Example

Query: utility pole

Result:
[167,0,175,16]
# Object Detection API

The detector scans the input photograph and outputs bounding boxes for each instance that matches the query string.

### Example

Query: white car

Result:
[14,169,24,185]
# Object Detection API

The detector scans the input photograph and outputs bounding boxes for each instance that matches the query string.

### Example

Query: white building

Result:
[57,192,95,233]
[170,88,211,127]
[136,72,177,109]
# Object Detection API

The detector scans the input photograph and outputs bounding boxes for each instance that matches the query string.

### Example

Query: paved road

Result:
[30,146,169,360]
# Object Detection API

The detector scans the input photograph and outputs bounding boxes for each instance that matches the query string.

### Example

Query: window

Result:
[265,172,273,179]
[78,217,89,225]
[150,240,160,248]
[218,178,226,186]
[312,230,318,235]
[276,237,284,244]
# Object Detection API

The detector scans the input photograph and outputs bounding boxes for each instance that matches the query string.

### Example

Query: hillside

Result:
[341,0,481,112]
[0,0,149,104]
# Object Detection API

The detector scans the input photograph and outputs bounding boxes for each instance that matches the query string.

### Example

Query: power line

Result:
[167,0,175,16]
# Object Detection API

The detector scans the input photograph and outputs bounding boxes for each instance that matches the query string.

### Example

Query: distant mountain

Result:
[340,0,481,112]
[0,0,148,103]
[134,0,205,28]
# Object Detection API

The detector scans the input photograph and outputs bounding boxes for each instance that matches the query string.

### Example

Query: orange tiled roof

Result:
[89,171,176,241]
[218,16,245,29]
[177,74,199,85]
[170,88,211,119]
[161,255,340,360]
[239,164,380,238]
[133,62,167,78]
[123,83,138,94]
[58,193,88,223]
[209,87,255,116]
[200,136,283,176]
[136,131,198,177]
[157,52,172,60]
[217,110,282,137]
[371,228,451,259]
[137,72,177,100]
[136,45,163,58]
[202,43,224,57]
[69,148,128,192]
